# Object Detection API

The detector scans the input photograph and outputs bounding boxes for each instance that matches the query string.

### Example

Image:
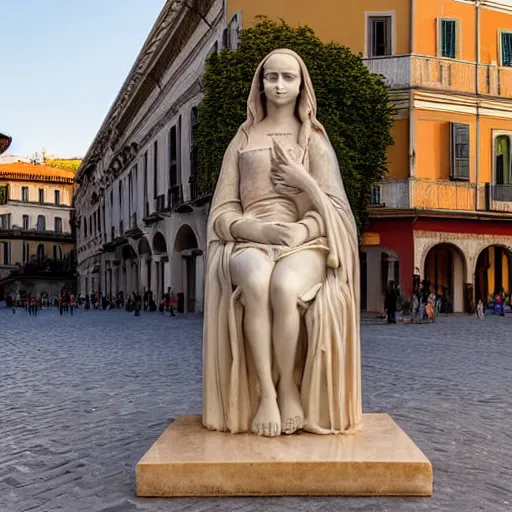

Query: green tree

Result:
[196,19,394,233]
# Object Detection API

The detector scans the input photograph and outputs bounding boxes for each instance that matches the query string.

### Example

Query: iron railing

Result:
[492,184,512,202]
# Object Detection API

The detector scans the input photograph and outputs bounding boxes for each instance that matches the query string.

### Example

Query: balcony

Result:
[412,179,476,211]
[483,183,512,213]
[0,228,74,242]
[124,213,143,240]
[369,179,477,212]
[363,54,512,98]
[168,184,183,210]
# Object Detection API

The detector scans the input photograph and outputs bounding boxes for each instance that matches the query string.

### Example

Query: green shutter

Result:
[502,33,512,67]
[441,20,456,59]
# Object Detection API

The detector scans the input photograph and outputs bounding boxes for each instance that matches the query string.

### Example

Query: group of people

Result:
[384,281,455,324]
[71,288,179,317]
[475,290,510,319]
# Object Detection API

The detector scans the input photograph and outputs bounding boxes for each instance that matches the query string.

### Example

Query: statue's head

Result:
[242,49,326,150]
[261,52,302,111]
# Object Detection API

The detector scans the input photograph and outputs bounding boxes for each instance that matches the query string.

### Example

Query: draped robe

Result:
[202,127,363,435]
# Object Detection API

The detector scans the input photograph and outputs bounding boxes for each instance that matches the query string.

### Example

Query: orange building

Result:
[227,0,512,313]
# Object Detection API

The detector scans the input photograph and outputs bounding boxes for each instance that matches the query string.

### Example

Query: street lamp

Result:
[170,0,213,29]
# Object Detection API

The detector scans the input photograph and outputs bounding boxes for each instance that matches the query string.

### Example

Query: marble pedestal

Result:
[136,414,432,497]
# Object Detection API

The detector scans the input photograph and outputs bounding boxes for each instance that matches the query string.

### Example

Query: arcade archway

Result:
[424,243,467,313]
[152,232,168,301]
[173,224,200,313]
[475,245,512,305]
[138,236,152,292]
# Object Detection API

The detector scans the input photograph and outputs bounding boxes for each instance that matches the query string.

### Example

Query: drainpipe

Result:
[409,0,416,198]
[475,0,481,212]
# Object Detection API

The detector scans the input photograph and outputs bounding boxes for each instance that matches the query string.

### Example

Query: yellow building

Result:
[227,0,512,312]
[0,161,76,299]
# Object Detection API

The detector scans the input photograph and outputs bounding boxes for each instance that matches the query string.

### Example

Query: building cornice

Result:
[76,1,185,180]
[76,0,217,183]
[369,207,512,221]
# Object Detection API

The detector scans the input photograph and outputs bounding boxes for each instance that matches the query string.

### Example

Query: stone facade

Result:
[0,162,75,292]
[74,0,236,311]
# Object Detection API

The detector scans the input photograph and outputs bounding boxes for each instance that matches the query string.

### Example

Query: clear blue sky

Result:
[0,0,166,158]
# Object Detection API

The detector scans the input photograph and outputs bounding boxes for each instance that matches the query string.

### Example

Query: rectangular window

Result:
[54,190,60,205]
[450,123,470,180]
[39,188,44,204]
[1,241,10,265]
[441,20,457,59]
[54,217,62,233]
[21,187,28,202]
[501,32,512,67]
[369,16,392,57]
[153,140,158,197]
[371,186,382,205]
[0,214,10,229]
[144,151,149,216]
[169,125,178,187]
[22,215,29,230]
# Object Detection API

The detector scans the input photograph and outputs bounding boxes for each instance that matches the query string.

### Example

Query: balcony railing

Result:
[363,54,512,98]
[492,184,512,202]
[369,179,476,211]
[0,228,74,240]
[412,179,476,211]
[168,184,183,210]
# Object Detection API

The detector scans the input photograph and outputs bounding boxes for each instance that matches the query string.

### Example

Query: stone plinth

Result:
[136,414,432,497]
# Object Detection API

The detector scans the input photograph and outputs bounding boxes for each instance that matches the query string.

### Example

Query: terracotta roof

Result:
[0,162,75,184]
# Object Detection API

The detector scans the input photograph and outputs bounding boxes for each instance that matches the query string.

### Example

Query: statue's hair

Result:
[240,48,327,162]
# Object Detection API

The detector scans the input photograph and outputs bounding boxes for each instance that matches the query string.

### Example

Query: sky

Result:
[0,0,166,159]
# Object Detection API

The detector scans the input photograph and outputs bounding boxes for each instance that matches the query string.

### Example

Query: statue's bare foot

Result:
[278,382,304,435]
[251,396,281,437]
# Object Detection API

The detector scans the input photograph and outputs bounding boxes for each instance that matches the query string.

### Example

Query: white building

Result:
[75,0,240,312]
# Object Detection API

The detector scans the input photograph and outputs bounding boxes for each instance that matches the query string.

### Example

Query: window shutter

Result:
[502,32,512,67]
[441,20,456,59]
[450,123,470,180]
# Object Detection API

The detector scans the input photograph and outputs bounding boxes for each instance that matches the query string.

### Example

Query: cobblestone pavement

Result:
[1,307,511,512]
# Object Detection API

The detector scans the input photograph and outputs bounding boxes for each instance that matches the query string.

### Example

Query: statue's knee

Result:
[242,274,270,303]
[270,274,298,307]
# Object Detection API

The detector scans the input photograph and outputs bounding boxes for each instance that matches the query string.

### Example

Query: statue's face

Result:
[262,53,302,108]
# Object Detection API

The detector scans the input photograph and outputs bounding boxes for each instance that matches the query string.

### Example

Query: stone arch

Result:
[138,236,152,256]
[423,243,467,313]
[122,245,137,260]
[152,231,168,254]
[36,244,45,263]
[172,224,200,313]
[418,239,469,282]
[173,224,198,252]
[474,244,512,303]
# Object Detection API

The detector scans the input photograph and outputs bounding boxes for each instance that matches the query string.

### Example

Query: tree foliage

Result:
[45,159,82,173]
[196,19,395,232]
[28,152,81,172]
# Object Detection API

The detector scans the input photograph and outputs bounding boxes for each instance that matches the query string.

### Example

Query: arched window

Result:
[54,217,62,233]
[37,215,46,231]
[53,245,63,260]
[36,244,45,263]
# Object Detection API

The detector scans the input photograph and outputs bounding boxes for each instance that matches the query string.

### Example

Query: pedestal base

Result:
[136,414,432,497]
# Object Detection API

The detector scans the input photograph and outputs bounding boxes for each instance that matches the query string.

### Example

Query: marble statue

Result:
[203,49,362,437]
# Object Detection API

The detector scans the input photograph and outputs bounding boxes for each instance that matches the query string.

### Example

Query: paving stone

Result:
[0,307,511,511]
